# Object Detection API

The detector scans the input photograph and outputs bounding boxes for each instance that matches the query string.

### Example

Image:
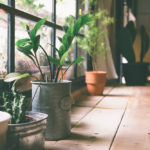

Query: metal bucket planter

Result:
[32,80,72,140]
[0,111,11,149]
[6,111,48,150]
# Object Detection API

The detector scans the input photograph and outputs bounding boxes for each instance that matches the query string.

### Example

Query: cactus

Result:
[0,73,30,124]
[117,25,136,63]
[118,21,149,63]
[140,25,149,62]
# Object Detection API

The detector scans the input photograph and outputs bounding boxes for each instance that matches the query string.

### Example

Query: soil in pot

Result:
[85,71,107,95]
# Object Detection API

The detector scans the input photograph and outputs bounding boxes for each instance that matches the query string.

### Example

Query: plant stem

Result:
[34,52,45,81]
[59,63,73,82]
[55,66,61,82]
[40,45,52,81]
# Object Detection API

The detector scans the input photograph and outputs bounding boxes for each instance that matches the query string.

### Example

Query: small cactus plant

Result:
[0,73,30,124]
[118,21,149,63]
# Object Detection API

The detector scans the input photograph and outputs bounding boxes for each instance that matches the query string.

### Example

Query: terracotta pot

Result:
[85,71,107,95]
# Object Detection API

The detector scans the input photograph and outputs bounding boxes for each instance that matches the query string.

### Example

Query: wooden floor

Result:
[45,85,150,150]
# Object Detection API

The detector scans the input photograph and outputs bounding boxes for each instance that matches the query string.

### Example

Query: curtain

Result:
[94,0,118,79]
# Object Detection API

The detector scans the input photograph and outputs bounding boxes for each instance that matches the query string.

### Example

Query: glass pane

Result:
[0,0,7,5]
[56,0,75,26]
[15,17,52,77]
[56,29,74,80]
[0,10,7,77]
[16,0,52,21]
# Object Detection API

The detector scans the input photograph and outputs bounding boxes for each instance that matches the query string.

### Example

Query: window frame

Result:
[0,0,81,79]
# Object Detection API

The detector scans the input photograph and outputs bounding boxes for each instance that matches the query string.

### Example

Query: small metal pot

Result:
[6,111,48,150]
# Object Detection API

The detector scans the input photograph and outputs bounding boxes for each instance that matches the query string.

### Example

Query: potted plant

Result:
[0,73,48,150]
[16,14,91,140]
[118,21,149,85]
[76,1,114,95]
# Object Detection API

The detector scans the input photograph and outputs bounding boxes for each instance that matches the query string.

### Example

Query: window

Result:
[0,10,7,77]
[0,0,86,80]
[56,0,75,25]
[16,0,52,21]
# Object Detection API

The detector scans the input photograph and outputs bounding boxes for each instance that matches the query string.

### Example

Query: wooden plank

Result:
[45,86,131,150]
[111,86,150,150]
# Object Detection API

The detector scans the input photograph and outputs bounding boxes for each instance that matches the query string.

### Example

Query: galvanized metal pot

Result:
[6,111,48,150]
[32,80,72,141]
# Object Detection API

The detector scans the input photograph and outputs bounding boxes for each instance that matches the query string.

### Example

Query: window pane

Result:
[0,0,7,5]
[56,0,75,25]
[0,10,7,77]
[16,0,52,21]
[15,17,52,76]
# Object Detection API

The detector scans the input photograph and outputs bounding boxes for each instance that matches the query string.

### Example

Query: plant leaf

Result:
[59,14,91,57]
[30,18,46,42]
[33,35,40,52]
[57,37,63,43]
[4,73,22,82]
[73,57,84,64]
[48,56,60,65]
[16,38,31,47]
[15,73,30,83]
[60,50,70,65]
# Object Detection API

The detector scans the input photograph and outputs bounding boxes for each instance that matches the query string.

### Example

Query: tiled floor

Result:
[45,85,150,150]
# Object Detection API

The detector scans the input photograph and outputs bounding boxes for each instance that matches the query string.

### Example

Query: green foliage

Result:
[16,14,91,82]
[0,73,30,124]
[118,21,149,63]
[76,9,113,59]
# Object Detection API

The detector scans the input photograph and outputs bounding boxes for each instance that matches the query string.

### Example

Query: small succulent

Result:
[0,73,30,124]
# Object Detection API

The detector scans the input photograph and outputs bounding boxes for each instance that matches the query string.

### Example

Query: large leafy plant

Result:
[0,73,30,124]
[16,14,91,82]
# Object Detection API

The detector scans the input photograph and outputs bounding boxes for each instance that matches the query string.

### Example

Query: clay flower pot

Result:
[85,71,107,95]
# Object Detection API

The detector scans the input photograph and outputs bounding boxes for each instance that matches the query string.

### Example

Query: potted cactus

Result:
[16,14,91,140]
[0,73,48,150]
[118,21,149,85]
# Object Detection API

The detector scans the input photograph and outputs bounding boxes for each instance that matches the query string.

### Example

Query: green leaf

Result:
[4,73,22,82]
[59,14,91,57]
[62,25,69,33]
[16,38,31,47]
[57,37,63,43]
[15,73,30,82]
[30,18,46,41]
[73,57,84,64]
[48,56,60,65]
[33,35,40,52]
[60,50,70,65]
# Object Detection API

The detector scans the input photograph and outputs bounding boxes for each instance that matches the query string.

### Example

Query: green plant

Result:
[16,14,91,82]
[76,2,114,70]
[118,21,149,63]
[0,73,30,124]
